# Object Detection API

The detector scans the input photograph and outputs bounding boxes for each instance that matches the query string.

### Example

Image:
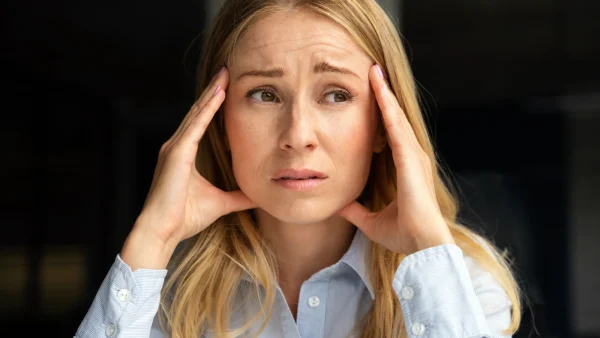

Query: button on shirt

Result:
[75,230,513,338]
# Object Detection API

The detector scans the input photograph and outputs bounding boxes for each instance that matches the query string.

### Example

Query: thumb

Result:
[337,201,375,238]
[221,190,257,214]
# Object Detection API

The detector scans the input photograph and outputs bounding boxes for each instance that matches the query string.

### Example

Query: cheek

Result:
[330,108,377,157]
[224,94,270,146]
[326,105,378,198]
[223,101,271,185]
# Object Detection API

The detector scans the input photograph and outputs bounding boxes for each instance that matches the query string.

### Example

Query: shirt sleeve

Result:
[74,254,169,338]
[392,244,513,338]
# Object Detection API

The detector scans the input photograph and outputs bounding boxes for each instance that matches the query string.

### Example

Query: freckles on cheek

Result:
[228,114,267,162]
[334,115,374,155]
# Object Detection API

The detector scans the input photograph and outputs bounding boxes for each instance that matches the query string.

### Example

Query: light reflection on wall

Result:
[40,246,87,314]
[0,247,87,315]
[0,248,27,312]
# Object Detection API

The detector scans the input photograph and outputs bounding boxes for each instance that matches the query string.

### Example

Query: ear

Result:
[372,116,387,154]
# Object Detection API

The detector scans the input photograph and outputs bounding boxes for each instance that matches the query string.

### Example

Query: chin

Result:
[258,197,342,224]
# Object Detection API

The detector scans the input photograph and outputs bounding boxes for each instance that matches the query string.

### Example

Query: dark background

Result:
[2,0,599,337]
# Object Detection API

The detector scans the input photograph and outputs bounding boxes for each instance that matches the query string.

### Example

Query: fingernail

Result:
[213,85,221,96]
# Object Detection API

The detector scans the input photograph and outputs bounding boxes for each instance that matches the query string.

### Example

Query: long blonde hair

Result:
[158,0,522,337]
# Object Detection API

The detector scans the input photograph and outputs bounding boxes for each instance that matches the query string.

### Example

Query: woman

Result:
[75,0,522,337]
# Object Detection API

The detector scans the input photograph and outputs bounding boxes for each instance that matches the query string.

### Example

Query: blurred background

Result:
[2,0,599,337]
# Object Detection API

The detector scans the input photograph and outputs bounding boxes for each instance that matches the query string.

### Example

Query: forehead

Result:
[229,10,371,72]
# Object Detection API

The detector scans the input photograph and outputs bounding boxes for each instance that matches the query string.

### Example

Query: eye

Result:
[321,88,355,104]
[323,91,349,103]
[246,87,279,103]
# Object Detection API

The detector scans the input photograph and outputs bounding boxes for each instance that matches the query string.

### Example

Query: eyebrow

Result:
[236,61,360,80]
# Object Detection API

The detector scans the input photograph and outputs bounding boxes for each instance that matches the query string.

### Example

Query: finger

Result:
[179,85,225,146]
[337,201,375,238]
[369,64,421,156]
[221,190,258,214]
[189,67,229,125]
[149,82,225,205]
[154,87,225,193]
[171,67,229,145]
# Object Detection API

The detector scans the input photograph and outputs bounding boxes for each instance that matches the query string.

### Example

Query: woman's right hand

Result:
[121,67,256,270]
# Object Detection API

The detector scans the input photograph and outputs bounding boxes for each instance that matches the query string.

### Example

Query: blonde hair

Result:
[158,0,522,337]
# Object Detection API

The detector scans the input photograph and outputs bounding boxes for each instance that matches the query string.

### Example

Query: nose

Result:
[278,102,319,153]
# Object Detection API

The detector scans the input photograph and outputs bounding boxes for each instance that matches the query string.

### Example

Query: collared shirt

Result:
[75,230,513,338]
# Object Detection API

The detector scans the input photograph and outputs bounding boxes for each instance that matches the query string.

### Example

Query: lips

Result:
[279,176,318,180]
[273,169,327,180]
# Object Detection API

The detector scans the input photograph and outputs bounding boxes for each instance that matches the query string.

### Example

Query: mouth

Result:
[277,176,321,180]
[272,169,327,191]
[272,169,327,181]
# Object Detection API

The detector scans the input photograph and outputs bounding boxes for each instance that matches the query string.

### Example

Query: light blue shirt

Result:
[75,230,513,338]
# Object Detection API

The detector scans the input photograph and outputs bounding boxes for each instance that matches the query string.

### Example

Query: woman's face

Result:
[224,9,380,224]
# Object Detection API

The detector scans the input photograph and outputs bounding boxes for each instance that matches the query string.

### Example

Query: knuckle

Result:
[198,120,209,132]
[193,114,209,131]
[161,138,174,150]
[159,142,170,154]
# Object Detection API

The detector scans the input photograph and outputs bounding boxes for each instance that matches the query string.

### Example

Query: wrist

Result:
[120,225,179,271]
[411,234,455,253]
[408,221,455,254]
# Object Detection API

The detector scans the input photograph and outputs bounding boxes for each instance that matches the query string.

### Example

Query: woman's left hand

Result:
[337,64,455,256]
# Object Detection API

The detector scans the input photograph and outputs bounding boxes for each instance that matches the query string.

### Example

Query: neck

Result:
[255,208,357,289]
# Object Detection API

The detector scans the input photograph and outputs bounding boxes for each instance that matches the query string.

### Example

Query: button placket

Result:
[296,280,328,338]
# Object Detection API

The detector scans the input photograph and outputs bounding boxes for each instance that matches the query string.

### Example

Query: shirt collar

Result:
[240,228,375,300]
[339,229,375,299]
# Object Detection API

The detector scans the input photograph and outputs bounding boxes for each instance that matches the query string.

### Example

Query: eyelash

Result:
[244,85,356,105]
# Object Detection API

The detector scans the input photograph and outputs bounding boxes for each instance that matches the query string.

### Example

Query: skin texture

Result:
[225,10,380,224]
[223,9,381,317]
[223,9,453,319]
